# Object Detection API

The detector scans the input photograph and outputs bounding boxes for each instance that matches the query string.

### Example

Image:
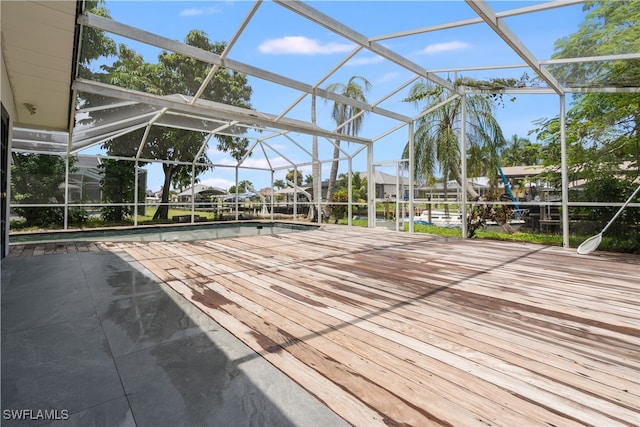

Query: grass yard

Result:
[10,207,637,253]
[135,207,217,223]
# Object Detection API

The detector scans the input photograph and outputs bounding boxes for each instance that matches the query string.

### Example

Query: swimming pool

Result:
[9,221,319,244]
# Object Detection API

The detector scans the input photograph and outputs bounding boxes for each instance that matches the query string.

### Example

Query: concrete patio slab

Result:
[1,251,348,427]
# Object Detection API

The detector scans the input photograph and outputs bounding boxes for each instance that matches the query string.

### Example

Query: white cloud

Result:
[259,36,353,55]
[242,157,292,169]
[269,143,288,151]
[210,156,292,170]
[179,6,222,17]
[347,55,384,66]
[199,177,234,190]
[375,72,400,85]
[419,41,470,55]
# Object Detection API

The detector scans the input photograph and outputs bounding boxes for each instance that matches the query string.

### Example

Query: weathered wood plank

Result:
[243,267,639,424]
[85,242,102,252]
[204,273,587,426]
[202,277,515,426]
[310,268,640,390]
[27,225,636,426]
[8,244,25,257]
[75,242,90,252]
[164,279,389,427]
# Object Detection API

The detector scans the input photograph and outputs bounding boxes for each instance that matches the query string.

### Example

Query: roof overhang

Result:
[1,0,80,131]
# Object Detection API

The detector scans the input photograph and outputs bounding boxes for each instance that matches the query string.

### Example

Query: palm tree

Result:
[501,134,541,166]
[286,169,303,186]
[272,179,286,190]
[229,180,253,194]
[403,80,507,201]
[325,76,371,219]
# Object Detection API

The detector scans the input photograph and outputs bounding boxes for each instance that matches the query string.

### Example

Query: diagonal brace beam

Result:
[465,0,564,95]
[78,12,409,123]
[273,0,455,93]
[73,79,372,145]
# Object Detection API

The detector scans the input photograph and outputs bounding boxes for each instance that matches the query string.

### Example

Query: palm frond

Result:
[403,80,506,198]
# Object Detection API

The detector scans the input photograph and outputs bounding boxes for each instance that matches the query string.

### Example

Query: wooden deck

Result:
[8,240,110,256]
[11,226,640,425]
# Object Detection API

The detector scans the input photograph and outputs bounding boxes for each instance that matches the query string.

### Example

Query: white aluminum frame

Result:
[7,0,640,249]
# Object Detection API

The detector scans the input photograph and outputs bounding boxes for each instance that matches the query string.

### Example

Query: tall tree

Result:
[11,154,71,227]
[229,180,253,194]
[540,1,640,177]
[273,179,286,190]
[531,1,639,249]
[78,0,117,79]
[324,76,371,219]
[95,46,158,222]
[337,171,367,203]
[304,174,313,185]
[100,31,253,221]
[501,134,541,167]
[150,30,252,220]
[286,169,303,186]
[402,81,507,201]
[99,158,143,222]
[550,1,640,89]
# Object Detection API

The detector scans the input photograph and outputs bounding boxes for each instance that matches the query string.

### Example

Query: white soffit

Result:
[1,1,77,130]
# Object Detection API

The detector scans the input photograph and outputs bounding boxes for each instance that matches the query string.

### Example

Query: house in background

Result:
[416,177,491,202]
[66,156,102,203]
[64,155,146,204]
[372,170,409,200]
[176,184,227,204]
[55,155,145,216]
[500,165,549,201]
[274,187,312,204]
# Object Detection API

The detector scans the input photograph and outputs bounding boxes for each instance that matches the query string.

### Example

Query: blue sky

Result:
[96,1,587,192]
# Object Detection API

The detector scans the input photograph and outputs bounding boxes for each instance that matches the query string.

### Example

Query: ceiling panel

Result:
[1,0,77,130]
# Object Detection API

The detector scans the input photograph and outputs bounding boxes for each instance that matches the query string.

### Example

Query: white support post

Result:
[134,160,139,226]
[235,167,239,221]
[368,143,375,228]
[560,95,569,248]
[64,100,74,231]
[4,119,12,258]
[293,166,298,220]
[190,163,196,223]
[395,162,400,232]
[64,154,69,229]
[460,95,468,239]
[317,162,322,224]
[311,93,321,224]
[270,170,274,221]
[408,122,415,233]
[347,157,353,227]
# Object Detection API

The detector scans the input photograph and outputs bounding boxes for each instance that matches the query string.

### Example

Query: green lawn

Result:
[10,208,637,254]
[136,207,217,223]
[10,207,218,231]
[335,218,637,253]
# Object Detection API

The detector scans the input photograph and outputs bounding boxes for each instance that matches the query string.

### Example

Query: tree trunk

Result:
[500,222,515,234]
[450,165,480,201]
[443,179,449,216]
[153,163,174,220]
